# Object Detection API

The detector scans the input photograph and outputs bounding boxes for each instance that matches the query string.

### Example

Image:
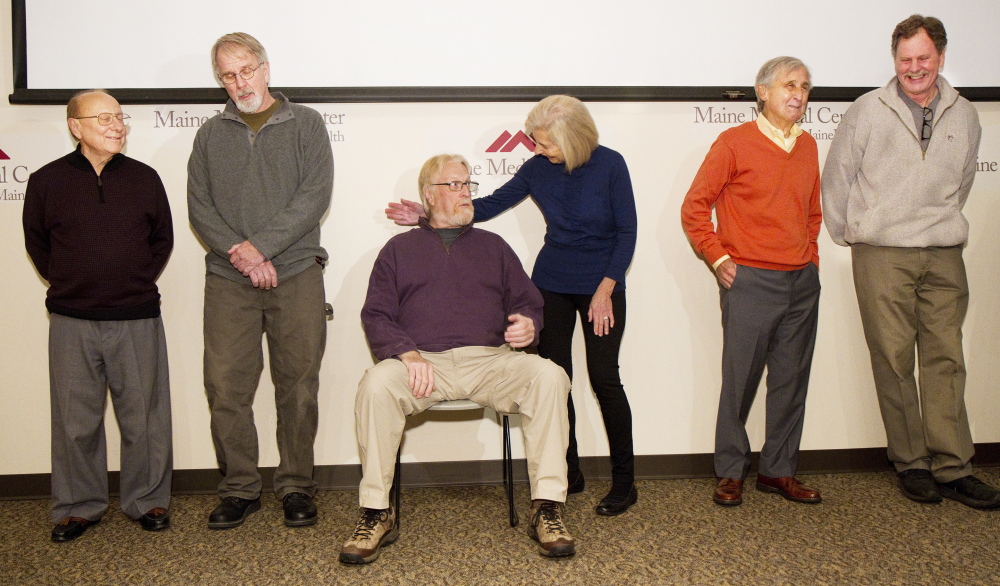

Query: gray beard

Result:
[235,91,264,114]
[431,207,474,228]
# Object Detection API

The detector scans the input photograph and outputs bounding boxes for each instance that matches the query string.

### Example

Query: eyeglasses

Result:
[73,113,130,126]
[921,107,933,140]
[431,181,479,196]
[219,62,265,85]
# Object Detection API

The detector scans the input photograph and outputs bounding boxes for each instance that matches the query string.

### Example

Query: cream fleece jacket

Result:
[822,76,980,248]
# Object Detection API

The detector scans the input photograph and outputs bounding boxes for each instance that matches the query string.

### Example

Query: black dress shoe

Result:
[595,485,638,516]
[139,507,170,531]
[898,469,942,503]
[208,496,261,529]
[282,492,318,527]
[567,470,586,495]
[938,475,1000,509]
[51,517,99,542]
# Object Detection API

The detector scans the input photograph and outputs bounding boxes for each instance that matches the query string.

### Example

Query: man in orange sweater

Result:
[681,56,822,507]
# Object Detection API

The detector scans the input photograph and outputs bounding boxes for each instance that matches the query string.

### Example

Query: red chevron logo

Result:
[485,130,535,153]
[0,148,9,160]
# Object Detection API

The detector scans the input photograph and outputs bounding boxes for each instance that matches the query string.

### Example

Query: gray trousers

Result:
[714,264,820,479]
[355,346,570,509]
[49,314,172,523]
[204,264,326,499]
[851,244,973,482]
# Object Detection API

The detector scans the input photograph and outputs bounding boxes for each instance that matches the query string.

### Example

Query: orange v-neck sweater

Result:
[682,121,821,271]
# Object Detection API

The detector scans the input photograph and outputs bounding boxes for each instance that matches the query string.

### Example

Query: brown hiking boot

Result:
[528,500,576,558]
[339,507,398,564]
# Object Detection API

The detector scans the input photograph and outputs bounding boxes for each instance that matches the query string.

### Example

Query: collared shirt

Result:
[756,113,803,153]
[896,83,941,152]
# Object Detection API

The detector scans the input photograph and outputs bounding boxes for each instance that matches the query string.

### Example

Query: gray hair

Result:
[418,154,471,209]
[211,32,269,80]
[754,56,810,111]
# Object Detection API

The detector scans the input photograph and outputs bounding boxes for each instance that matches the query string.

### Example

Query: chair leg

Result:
[503,415,519,527]
[392,447,402,530]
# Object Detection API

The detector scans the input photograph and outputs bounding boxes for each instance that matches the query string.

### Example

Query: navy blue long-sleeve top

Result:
[472,146,637,294]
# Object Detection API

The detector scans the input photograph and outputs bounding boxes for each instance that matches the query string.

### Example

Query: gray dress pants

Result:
[714,264,820,479]
[49,314,172,523]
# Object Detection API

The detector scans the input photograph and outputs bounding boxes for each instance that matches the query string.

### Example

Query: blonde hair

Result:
[417,154,470,209]
[524,95,599,172]
[212,32,269,79]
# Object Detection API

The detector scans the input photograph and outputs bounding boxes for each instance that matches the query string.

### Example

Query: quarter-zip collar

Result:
[66,144,125,203]
[220,91,296,144]
[879,76,960,144]
[418,217,474,253]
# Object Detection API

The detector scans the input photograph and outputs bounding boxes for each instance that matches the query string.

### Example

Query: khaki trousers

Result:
[852,244,973,482]
[355,346,570,509]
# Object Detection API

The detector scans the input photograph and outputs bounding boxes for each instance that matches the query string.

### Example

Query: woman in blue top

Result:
[388,95,638,515]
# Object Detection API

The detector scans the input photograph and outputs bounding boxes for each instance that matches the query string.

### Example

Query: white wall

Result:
[3,4,999,476]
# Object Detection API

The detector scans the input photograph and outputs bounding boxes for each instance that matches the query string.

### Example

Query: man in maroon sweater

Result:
[339,154,574,564]
[23,90,174,542]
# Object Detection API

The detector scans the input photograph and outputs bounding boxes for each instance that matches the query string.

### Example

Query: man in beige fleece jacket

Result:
[822,14,998,509]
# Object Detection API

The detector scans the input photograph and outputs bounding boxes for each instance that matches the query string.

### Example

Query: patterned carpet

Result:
[2,469,998,585]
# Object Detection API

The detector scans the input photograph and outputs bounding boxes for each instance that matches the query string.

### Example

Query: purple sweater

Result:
[361,220,543,360]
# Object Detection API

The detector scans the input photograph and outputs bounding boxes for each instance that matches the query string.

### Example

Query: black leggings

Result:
[538,288,635,486]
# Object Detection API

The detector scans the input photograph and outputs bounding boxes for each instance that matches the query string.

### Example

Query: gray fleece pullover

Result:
[821,76,980,248]
[187,93,334,282]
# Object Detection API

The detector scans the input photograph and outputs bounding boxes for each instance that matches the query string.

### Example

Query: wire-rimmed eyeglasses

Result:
[73,113,130,126]
[219,62,265,85]
[431,181,479,196]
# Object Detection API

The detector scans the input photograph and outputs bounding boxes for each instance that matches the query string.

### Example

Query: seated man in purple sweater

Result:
[339,154,574,564]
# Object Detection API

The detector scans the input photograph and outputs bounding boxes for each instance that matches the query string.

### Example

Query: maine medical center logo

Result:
[474,130,535,178]
[0,146,29,202]
[486,130,534,153]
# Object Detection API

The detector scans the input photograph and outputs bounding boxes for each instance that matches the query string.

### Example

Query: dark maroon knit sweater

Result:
[361,220,543,360]
[23,147,173,320]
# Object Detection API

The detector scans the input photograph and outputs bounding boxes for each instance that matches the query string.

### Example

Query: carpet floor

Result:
[2,469,998,585]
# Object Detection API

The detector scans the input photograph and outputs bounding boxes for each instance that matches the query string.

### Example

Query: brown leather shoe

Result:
[713,478,744,506]
[755,475,822,503]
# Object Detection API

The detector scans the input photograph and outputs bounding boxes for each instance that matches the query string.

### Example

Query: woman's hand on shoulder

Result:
[385,198,426,226]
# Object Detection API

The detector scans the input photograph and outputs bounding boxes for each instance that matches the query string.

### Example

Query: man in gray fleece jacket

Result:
[823,15,999,509]
[188,32,334,529]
